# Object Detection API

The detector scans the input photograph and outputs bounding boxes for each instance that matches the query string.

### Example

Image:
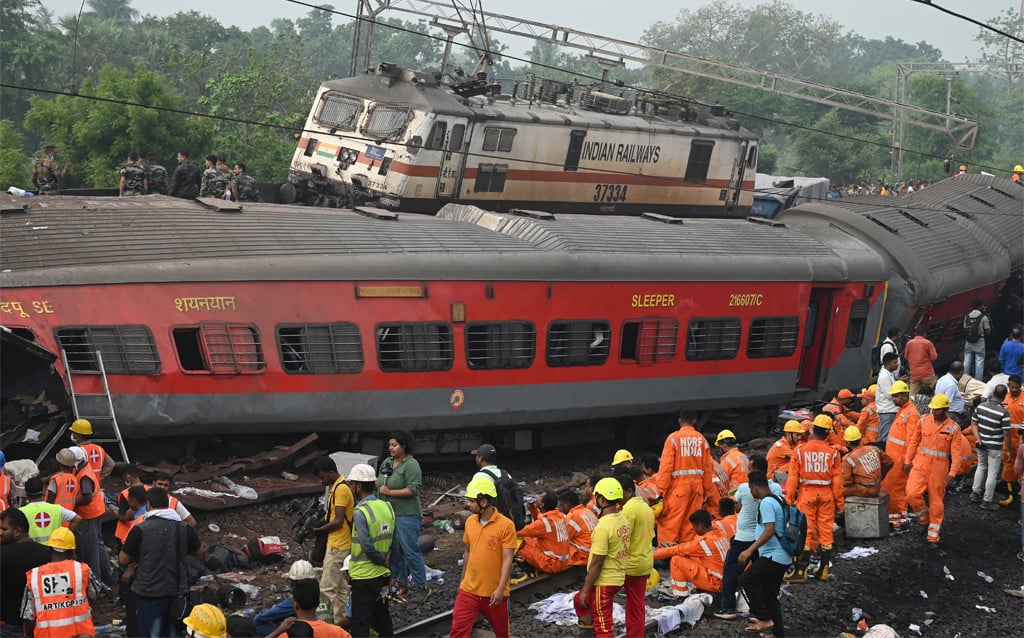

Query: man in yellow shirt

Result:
[617,471,655,638]
[574,478,631,638]
[450,477,517,638]
[310,458,354,626]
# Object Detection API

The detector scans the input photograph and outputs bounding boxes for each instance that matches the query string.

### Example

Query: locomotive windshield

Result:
[362,103,410,140]
[315,93,363,130]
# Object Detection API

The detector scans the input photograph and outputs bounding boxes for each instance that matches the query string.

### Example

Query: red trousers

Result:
[450,589,510,638]
[623,574,648,638]
[574,584,621,638]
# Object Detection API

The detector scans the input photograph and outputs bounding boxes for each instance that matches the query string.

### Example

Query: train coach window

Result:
[683,140,715,184]
[426,121,447,151]
[172,323,265,375]
[55,325,159,375]
[546,320,611,367]
[748,316,800,358]
[620,318,678,365]
[685,317,740,361]
[746,145,758,168]
[363,104,409,140]
[474,164,508,193]
[277,323,363,374]
[482,127,516,152]
[376,322,454,372]
[466,321,536,370]
[315,93,363,130]
[845,300,869,348]
[449,124,465,152]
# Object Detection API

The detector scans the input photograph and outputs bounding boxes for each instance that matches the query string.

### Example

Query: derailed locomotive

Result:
[284,63,758,217]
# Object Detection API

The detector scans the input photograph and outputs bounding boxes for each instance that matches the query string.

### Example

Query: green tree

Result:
[0,120,33,189]
[84,0,137,23]
[1,0,63,144]
[788,108,889,184]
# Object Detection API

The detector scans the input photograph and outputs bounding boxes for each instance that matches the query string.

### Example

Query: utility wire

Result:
[909,0,1024,44]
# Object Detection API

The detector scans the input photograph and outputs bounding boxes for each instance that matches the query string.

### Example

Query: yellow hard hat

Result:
[783,420,803,434]
[612,449,634,465]
[715,429,736,446]
[594,477,624,501]
[47,527,76,551]
[646,569,661,591]
[1014,165,1023,172]
[889,380,910,395]
[70,418,93,435]
[862,384,877,398]
[184,603,227,638]
[844,427,863,442]
[812,414,834,430]
[465,476,498,499]
[928,393,951,409]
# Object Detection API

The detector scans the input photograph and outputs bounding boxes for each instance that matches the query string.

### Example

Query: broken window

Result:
[748,316,800,358]
[685,317,740,361]
[55,325,160,374]
[277,323,363,374]
[684,140,715,183]
[466,322,535,370]
[546,320,611,367]
[620,318,679,365]
[376,322,454,372]
[172,323,265,374]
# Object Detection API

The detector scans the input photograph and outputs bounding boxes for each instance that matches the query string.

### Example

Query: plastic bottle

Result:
[95,625,119,635]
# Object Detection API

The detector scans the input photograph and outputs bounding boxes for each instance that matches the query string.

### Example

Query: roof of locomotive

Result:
[778,174,1023,305]
[0,195,883,287]
[320,71,757,141]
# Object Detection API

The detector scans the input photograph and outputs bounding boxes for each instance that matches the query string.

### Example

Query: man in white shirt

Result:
[879,327,902,376]
[875,352,901,445]
[982,358,1010,400]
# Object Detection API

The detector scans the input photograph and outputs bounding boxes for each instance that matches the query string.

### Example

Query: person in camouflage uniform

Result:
[32,145,71,194]
[200,154,231,198]
[142,152,169,195]
[169,149,201,199]
[119,151,148,196]
[229,163,262,202]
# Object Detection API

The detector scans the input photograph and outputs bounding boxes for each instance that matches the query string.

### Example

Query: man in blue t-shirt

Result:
[999,327,1024,376]
[737,471,791,637]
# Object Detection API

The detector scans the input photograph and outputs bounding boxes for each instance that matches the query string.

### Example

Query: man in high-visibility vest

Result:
[1,508,51,632]
[45,451,79,510]
[69,418,116,479]
[20,477,82,544]
[715,430,750,492]
[656,411,717,546]
[346,463,395,638]
[905,394,968,545]
[23,527,97,638]
[62,447,110,586]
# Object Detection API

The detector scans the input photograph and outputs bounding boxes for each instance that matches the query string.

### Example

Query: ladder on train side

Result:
[35,350,130,466]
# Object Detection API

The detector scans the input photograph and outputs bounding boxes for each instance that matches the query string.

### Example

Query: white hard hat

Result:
[347,463,377,482]
[287,560,316,581]
[341,555,351,572]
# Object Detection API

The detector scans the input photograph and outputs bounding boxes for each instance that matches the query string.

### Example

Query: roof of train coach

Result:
[0,196,883,287]
[778,175,1023,305]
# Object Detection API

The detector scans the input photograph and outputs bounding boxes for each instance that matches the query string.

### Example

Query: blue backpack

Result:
[762,494,807,558]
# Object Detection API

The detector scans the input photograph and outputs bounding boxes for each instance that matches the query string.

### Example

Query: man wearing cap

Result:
[842,428,894,497]
[875,352,902,446]
[253,561,334,637]
[347,463,395,638]
[22,527,97,638]
[450,477,516,638]
[856,386,880,444]
[823,389,861,431]
[656,411,716,546]
[574,478,630,638]
[1,508,52,635]
[69,418,116,479]
[715,431,749,493]
[881,381,919,533]
[471,444,509,484]
[785,416,843,582]
[905,394,968,545]
[19,477,82,545]
[767,421,803,480]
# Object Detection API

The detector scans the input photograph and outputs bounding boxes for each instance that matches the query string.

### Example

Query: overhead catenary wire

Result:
[909,0,1024,45]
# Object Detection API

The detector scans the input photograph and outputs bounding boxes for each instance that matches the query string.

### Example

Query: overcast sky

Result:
[47,0,1011,63]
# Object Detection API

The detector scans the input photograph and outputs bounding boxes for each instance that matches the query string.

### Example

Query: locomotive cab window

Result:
[685,317,740,361]
[362,104,409,140]
[746,145,758,168]
[474,163,508,193]
[845,300,869,348]
[315,93,363,130]
[563,130,587,172]
[748,316,800,358]
[376,322,454,372]
[55,325,160,374]
[546,320,611,367]
[482,127,516,152]
[172,323,265,375]
[277,323,363,374]
[466,321,536,370]
[684,140,715,183]
[426,121,447,151]
[620,318,678,365]
[449,124,466,152]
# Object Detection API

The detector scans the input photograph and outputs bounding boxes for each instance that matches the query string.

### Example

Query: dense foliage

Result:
[3,0,1021,188]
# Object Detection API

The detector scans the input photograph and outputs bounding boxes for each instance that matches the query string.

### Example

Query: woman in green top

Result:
[377,432,428,599]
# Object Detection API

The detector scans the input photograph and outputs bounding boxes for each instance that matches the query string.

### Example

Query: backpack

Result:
[244,536,286,563]
[763,494,806,558]
[481,468,527,530]
[964,313,983,342]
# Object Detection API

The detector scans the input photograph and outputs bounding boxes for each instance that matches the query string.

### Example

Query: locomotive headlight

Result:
[340,149,352,161]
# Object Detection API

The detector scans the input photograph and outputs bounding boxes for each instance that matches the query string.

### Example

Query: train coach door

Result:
[797,287,835,389]
[435,119,469,199]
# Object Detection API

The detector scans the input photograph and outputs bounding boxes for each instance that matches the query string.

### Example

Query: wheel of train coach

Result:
[278,182,297,204]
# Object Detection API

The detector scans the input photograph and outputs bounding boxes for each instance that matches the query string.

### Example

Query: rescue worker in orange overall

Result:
[823,389,861,431]
[842,427,894,497]
[635,454,661,506]
[905,394,968,545]
[767,421,803,479]
[651,509,729,596]
[814,413,849,454]
[558,490,597,567]
[715,430,750,493]
[656,410,716,546]
[23,527,96,638]
[999,375,1024,506]
[785,417,843,582]
[70,418,116,479]
[712,497,737,538]
[856,385,881,443]
[881,381,919,532]
[516,490,570,574]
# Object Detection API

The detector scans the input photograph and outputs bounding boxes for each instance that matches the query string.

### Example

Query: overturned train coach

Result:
[0,175,1020,451]
[283,63,758,217]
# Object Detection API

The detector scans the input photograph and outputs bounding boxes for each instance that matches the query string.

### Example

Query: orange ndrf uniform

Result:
[635,477,660,506]
[857,402,880,443]
[786,439,843,552]
[843,445,894,497]
[906,415,967,543]
[766,437,795,478]
[881,401,920,527]
[720,448,750,492]
[656,425,716,545]
[27,560,94,638]
[566,505,598,566]
[651,527,729,595]
[711,461,731,500]
[517,509,570,573]
[823,397,861,430]
[712,513,737,539]
[1002,392,1024,482]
